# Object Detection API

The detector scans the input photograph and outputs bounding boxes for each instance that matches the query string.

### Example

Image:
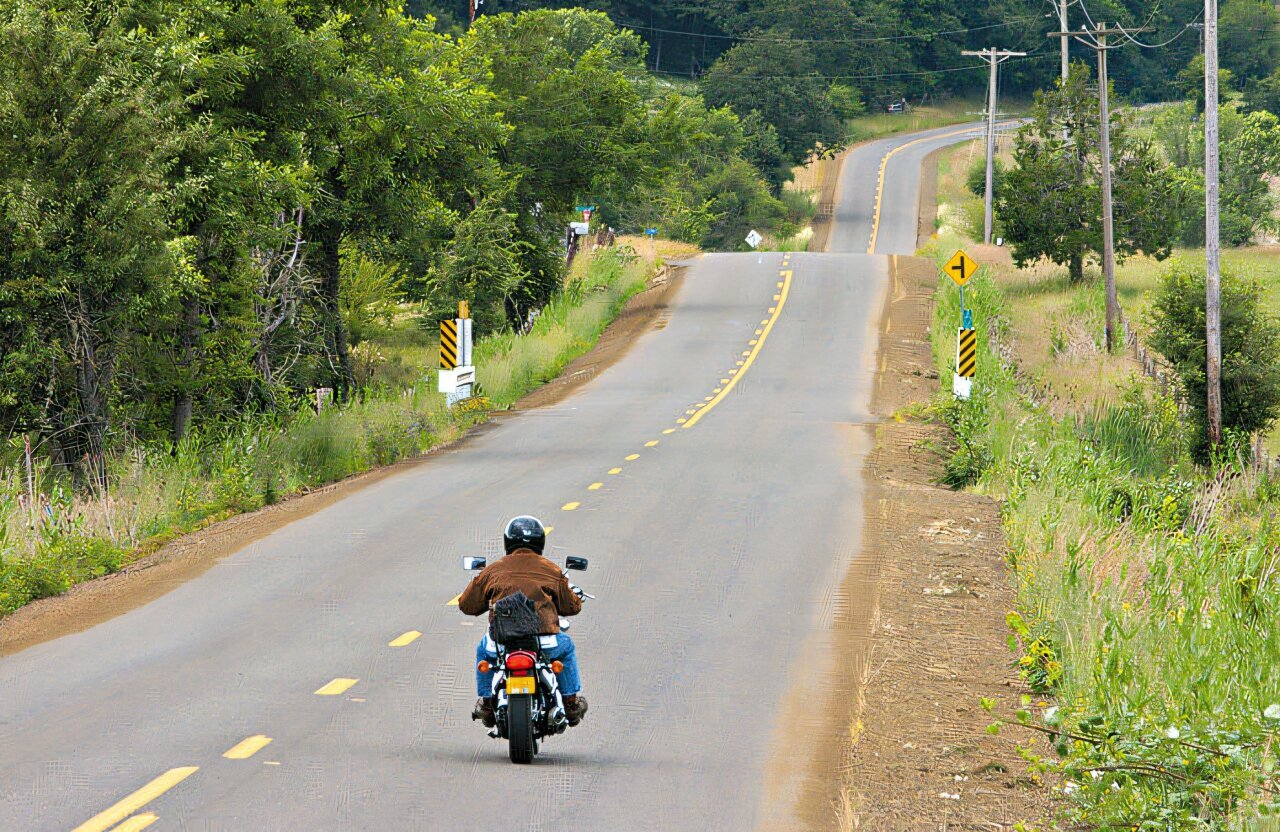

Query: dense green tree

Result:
[1155,100,1280,245]
[997,65,1184,283]
[1149,263,1280,461]
[0,3,190,480]
[700,37,844,165]
[1221,0,1280,89]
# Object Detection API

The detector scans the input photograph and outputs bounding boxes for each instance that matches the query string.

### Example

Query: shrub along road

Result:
[0,125,1018,830]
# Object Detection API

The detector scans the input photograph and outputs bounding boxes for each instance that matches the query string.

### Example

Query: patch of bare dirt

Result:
[808,150,849,253]
[0,264,687,657]
[834,256,1054,829]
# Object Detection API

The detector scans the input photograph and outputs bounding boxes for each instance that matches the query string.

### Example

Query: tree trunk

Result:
[68,309,110,490]
[316,225,355,400]
[1069,251,1085,283]
[171,296,199,444]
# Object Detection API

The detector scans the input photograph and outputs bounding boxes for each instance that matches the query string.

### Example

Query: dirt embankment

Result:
[834,256,1053,829]
[0,263,686,658]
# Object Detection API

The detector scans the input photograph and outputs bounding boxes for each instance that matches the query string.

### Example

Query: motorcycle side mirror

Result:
[462,556,487,571]
[565,556,588,571]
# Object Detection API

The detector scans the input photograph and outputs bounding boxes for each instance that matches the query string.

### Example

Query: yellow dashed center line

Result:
[662,428,676,435]
[562,501,580,511]
[223,735,273,760]
[72,767,199,832]
[625,454,640,461]
[867,125,978,253]
[644,440,659,447]
[314,678,359,696]
[683,268,793,429]
[389,630,421,647]
[545,525,554,533]
[447,594,460,606]
[676,417,687,424]
[588,482,603,490]
[111,816,159,832]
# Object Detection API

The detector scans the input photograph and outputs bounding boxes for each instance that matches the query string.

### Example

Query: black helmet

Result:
[503,515,546,554]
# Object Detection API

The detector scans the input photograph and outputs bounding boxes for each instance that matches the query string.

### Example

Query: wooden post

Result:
[1097,27,1119,354]
[1205,0,1224,450]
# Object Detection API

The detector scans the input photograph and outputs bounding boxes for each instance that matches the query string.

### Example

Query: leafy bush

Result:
[965,155,1005,200]
[1148,261,1280,461]
[939,395,995,488]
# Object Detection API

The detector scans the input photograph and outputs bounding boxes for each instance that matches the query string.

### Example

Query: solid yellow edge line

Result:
[314,678,358,696]
[72,767,198,832]
[223,735,273,760]
[110,815,159,832]
[867,125,984,255]
[684,269,793,430]
[388,630,422,647]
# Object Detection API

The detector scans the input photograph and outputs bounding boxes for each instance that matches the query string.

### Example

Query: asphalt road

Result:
[0,125,978,832]
[828,123,987,256]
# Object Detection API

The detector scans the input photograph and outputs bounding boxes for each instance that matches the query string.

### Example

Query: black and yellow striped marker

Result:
[957,327,977,378]
[440,319,459,370]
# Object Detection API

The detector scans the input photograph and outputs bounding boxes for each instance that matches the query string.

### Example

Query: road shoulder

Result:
[836,256,1052,829]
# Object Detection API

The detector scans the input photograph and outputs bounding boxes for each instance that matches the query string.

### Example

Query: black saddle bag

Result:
[490,591,542,644]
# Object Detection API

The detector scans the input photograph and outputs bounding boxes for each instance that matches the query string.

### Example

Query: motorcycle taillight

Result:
[506,651,536,671]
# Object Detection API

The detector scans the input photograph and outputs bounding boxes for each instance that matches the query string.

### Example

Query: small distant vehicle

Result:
[461,554,593,763]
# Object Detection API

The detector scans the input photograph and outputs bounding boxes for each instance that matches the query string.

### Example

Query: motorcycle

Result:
[461,554,593,764]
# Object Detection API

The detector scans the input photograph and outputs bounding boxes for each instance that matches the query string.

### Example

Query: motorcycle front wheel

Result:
[507,694,537,764]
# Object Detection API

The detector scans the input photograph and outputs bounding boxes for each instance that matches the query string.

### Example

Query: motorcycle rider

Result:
[459,516,589,728]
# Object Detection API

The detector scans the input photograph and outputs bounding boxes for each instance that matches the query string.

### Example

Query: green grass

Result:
[0,247,653,616]
[919,239,1280,830]
[846,99,998,144]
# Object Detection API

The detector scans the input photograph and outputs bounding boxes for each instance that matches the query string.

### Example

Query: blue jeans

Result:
[475,633,582,697]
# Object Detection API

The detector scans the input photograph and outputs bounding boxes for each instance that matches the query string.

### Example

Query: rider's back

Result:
[457,548,582,635]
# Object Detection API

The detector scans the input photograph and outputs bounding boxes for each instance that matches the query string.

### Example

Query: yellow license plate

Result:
[506,676,536,695]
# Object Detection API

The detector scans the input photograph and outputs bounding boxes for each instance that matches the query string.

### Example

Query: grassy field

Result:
[846,98,991,143]
[925,140,1280,828]
[0,242,679,616]
[933,139,1280,447]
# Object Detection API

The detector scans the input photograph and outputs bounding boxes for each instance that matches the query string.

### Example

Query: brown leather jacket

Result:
[458,548,582,635]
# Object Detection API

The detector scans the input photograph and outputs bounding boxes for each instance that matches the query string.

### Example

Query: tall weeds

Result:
[921,238,1280,829]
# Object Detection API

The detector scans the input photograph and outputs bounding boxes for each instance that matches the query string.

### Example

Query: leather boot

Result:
[564,694,588,726]
[472,697,496,728]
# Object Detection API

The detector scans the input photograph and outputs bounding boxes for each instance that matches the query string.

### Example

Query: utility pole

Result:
[962,48,1026,245]
[1059,0,1070,81]
[1048,23,1149,353]
[1205,0,1223,448]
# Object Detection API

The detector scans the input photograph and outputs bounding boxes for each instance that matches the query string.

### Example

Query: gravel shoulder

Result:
[833,261,1055,826]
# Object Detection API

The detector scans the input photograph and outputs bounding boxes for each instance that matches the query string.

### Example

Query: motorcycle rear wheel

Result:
[507,694,537,764]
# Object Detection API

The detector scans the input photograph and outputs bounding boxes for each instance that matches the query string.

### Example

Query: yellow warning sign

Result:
[944,249,977,287]
[440,320,459,370]
[957,328,977,378]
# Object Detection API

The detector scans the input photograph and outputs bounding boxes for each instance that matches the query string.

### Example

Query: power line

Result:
[620,16,1048,46]
[648,51,1054,82]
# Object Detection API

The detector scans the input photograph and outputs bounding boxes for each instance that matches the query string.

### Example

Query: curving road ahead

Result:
[0,124,980,832]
